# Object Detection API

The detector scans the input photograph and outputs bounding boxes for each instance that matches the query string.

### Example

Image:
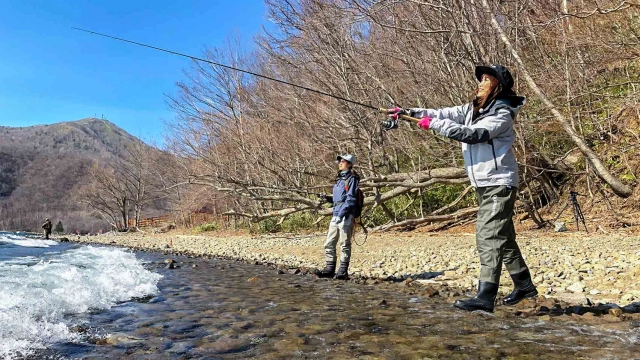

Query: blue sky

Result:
[0,0,269,143]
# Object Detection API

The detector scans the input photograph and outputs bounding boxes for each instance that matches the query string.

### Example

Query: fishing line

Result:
[72,27,380,111]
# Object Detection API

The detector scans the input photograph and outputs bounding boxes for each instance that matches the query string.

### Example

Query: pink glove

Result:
[417,117,431,130]
[386,107,402,120]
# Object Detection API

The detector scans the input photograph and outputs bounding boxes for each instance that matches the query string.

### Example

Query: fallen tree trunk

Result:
[196,167,470,223]
[373,206,479,231]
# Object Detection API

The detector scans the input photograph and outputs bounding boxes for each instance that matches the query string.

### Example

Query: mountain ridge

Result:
[0,117,157,233]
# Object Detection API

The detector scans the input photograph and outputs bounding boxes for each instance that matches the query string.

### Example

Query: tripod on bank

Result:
[552,191,588,232]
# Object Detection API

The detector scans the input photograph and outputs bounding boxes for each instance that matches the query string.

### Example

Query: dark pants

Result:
[476,186,528,284]
[44,230,51,239]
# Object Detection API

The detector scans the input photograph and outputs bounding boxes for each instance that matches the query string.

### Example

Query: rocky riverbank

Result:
[68,230,640,307]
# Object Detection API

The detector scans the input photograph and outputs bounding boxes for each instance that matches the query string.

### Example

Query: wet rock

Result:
[622,302,640,313]
[378,299,388,306]
[567,306,591,316]
[609,308,622,317]
[105,334,145,346]
[602,314,623,322]
[422,286,440,298]
[93,337,109,346]
[231,321,255,330]
[135,326,163,337]
[168,341,195,353]
[630,320,640,328]
[273,337,306,351]
[59,237,70,242]
[69,325,90,334]
[192,264,198,268]
[537,306,550,315]
[199,336,252,354]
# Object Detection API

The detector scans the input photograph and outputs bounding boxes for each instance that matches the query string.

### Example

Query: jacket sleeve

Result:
[409,104,468,125]
[336,177,359,218]
[429,108,513,144]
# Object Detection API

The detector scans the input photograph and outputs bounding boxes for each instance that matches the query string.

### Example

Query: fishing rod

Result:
[71,27,420,127]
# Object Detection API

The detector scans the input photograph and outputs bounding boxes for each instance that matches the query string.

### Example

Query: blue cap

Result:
[337,154,355,165]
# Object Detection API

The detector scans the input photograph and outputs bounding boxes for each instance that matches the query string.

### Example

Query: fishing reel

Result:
[380,118,398,131]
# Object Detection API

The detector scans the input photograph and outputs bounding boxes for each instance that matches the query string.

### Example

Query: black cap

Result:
[475,64,514,91]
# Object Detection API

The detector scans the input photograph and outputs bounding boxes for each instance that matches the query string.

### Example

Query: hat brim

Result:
[475,66,506,86]
[336,156,353,164]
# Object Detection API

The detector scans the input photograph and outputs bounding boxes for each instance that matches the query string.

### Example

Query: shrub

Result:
[194,222,219,233]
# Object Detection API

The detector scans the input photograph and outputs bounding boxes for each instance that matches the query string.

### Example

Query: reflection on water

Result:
[46,252,640,359]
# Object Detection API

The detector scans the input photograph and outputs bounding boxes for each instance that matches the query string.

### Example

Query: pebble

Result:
[568,282,585,293]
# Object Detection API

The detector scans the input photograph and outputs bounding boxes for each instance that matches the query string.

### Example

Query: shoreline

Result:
[63,230,640,308]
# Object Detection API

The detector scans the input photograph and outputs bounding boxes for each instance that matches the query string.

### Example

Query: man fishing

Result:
[386,65,538,312]
[42,218,53,240]
[316,154,360,280]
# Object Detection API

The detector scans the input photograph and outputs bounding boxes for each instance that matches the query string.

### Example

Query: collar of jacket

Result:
[472,95,527,124]
[337,170,352,180]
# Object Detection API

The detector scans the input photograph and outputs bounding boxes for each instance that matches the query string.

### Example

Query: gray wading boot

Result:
[502,268,538,305]
[454,281,498,312]
[334,262,349,280]
[315,262,336,278]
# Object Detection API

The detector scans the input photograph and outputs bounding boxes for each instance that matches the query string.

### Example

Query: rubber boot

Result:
[315,262,335,278]
[502,268,538,305]
[454,281,498,312]
[335,261,349,280]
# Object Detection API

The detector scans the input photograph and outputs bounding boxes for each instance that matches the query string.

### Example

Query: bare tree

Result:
[160,0,639,230]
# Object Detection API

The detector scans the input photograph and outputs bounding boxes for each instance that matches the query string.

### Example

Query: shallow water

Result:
[34,251,640,359]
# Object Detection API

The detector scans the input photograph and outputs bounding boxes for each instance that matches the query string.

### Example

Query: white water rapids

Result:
[0,235,161,358]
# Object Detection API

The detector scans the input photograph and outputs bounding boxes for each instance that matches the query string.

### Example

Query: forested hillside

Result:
[0,118,160,232]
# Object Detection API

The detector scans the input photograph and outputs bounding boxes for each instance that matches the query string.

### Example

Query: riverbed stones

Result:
[74,230,640,307]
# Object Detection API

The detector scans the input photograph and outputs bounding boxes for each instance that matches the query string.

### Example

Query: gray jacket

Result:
[410,96,525,188]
